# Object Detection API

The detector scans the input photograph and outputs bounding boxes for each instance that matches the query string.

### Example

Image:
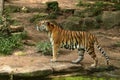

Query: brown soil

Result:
[0,0,120,73]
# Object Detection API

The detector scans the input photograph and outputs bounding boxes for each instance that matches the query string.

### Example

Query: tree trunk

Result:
[0,0,4,16]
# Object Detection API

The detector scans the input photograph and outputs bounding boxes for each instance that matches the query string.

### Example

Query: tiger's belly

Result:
[60,43,78,50]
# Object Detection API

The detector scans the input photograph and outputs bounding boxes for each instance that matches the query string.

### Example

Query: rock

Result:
[0,65,13,73]
[49,63,83,73]
[74,10,93,17]
[0,64,52,77]
[0,62,83,77]
[61,16,99,31]
[80,17,100,30]
[13,51,27,56]
[74,10,82,17]
[60,16,80,31]
[10,25,24,32]
[60,21,79,31]
[102,11,120,29]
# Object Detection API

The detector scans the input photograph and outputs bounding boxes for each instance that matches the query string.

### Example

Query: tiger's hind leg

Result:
[88,47,98,67]
[72,48,85,64]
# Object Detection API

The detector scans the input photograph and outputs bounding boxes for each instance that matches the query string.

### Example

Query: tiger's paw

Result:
[71,58,81,64]
[71,60,80,64]
[50,59,57,62]
[90,64,97,68]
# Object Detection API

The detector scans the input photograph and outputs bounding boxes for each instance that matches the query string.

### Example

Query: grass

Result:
[36,41,52,56]
[52,76,117,80]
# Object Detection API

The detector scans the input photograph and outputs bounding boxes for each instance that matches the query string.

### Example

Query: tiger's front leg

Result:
[50,43,58,62]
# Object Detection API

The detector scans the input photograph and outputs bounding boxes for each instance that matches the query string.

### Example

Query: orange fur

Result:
[36,20,109,67]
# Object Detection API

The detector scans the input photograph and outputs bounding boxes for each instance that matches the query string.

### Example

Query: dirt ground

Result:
[0,0,120,73]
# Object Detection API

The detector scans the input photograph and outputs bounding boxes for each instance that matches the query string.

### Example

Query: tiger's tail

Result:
[95,39,109,65]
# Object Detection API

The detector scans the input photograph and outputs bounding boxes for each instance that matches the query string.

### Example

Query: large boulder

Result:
[60,16,99,31]
[102,11,120,28]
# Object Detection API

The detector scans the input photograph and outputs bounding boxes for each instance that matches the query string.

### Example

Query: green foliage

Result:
[76,0,84,6]
[30,13,57,23]
[4,5,21,14]
[11,20,21,26]
[12,31,28,40]
[29,13,47,23]
[36,41,52,55]
[46,1,59,12]
[111,0,120,3]
[89,1,105,16]
[77,0,91,7]
[0,34,23,55]
[0,15,20,25]
[95,15,102,23]
[47,12,57,19]
[114,3,120,10]
[52,76,116,80]
[0,15,21,36]
[0,17,2,24]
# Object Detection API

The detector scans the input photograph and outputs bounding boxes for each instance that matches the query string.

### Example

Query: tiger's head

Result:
[36,20,50,32]
[36,20,61,32]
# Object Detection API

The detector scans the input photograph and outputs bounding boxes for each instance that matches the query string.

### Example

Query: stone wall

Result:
[9,0,57,3]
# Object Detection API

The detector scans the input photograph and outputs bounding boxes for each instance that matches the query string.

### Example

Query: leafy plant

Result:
[0,34,23,55]
[4,5,21,14]
[111,0,120,3]
[36,41,52,55]
[46,1,59,12]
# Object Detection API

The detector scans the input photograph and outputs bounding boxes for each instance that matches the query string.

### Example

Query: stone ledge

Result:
[0,62,83,77]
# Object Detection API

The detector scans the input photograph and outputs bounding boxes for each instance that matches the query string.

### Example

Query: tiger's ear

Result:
[46,22,50,26]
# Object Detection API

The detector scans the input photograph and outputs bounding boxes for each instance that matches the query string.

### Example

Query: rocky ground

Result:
[0,0,120,79]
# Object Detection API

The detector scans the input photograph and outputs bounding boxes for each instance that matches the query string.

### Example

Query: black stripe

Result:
[88,51,93,55]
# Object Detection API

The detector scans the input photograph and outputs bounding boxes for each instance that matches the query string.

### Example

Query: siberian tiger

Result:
[36,20,109,67]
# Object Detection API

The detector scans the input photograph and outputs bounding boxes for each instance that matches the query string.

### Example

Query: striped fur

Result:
[36,20,109,67]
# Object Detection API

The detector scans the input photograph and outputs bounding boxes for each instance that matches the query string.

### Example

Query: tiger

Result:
[36,20,110,67]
